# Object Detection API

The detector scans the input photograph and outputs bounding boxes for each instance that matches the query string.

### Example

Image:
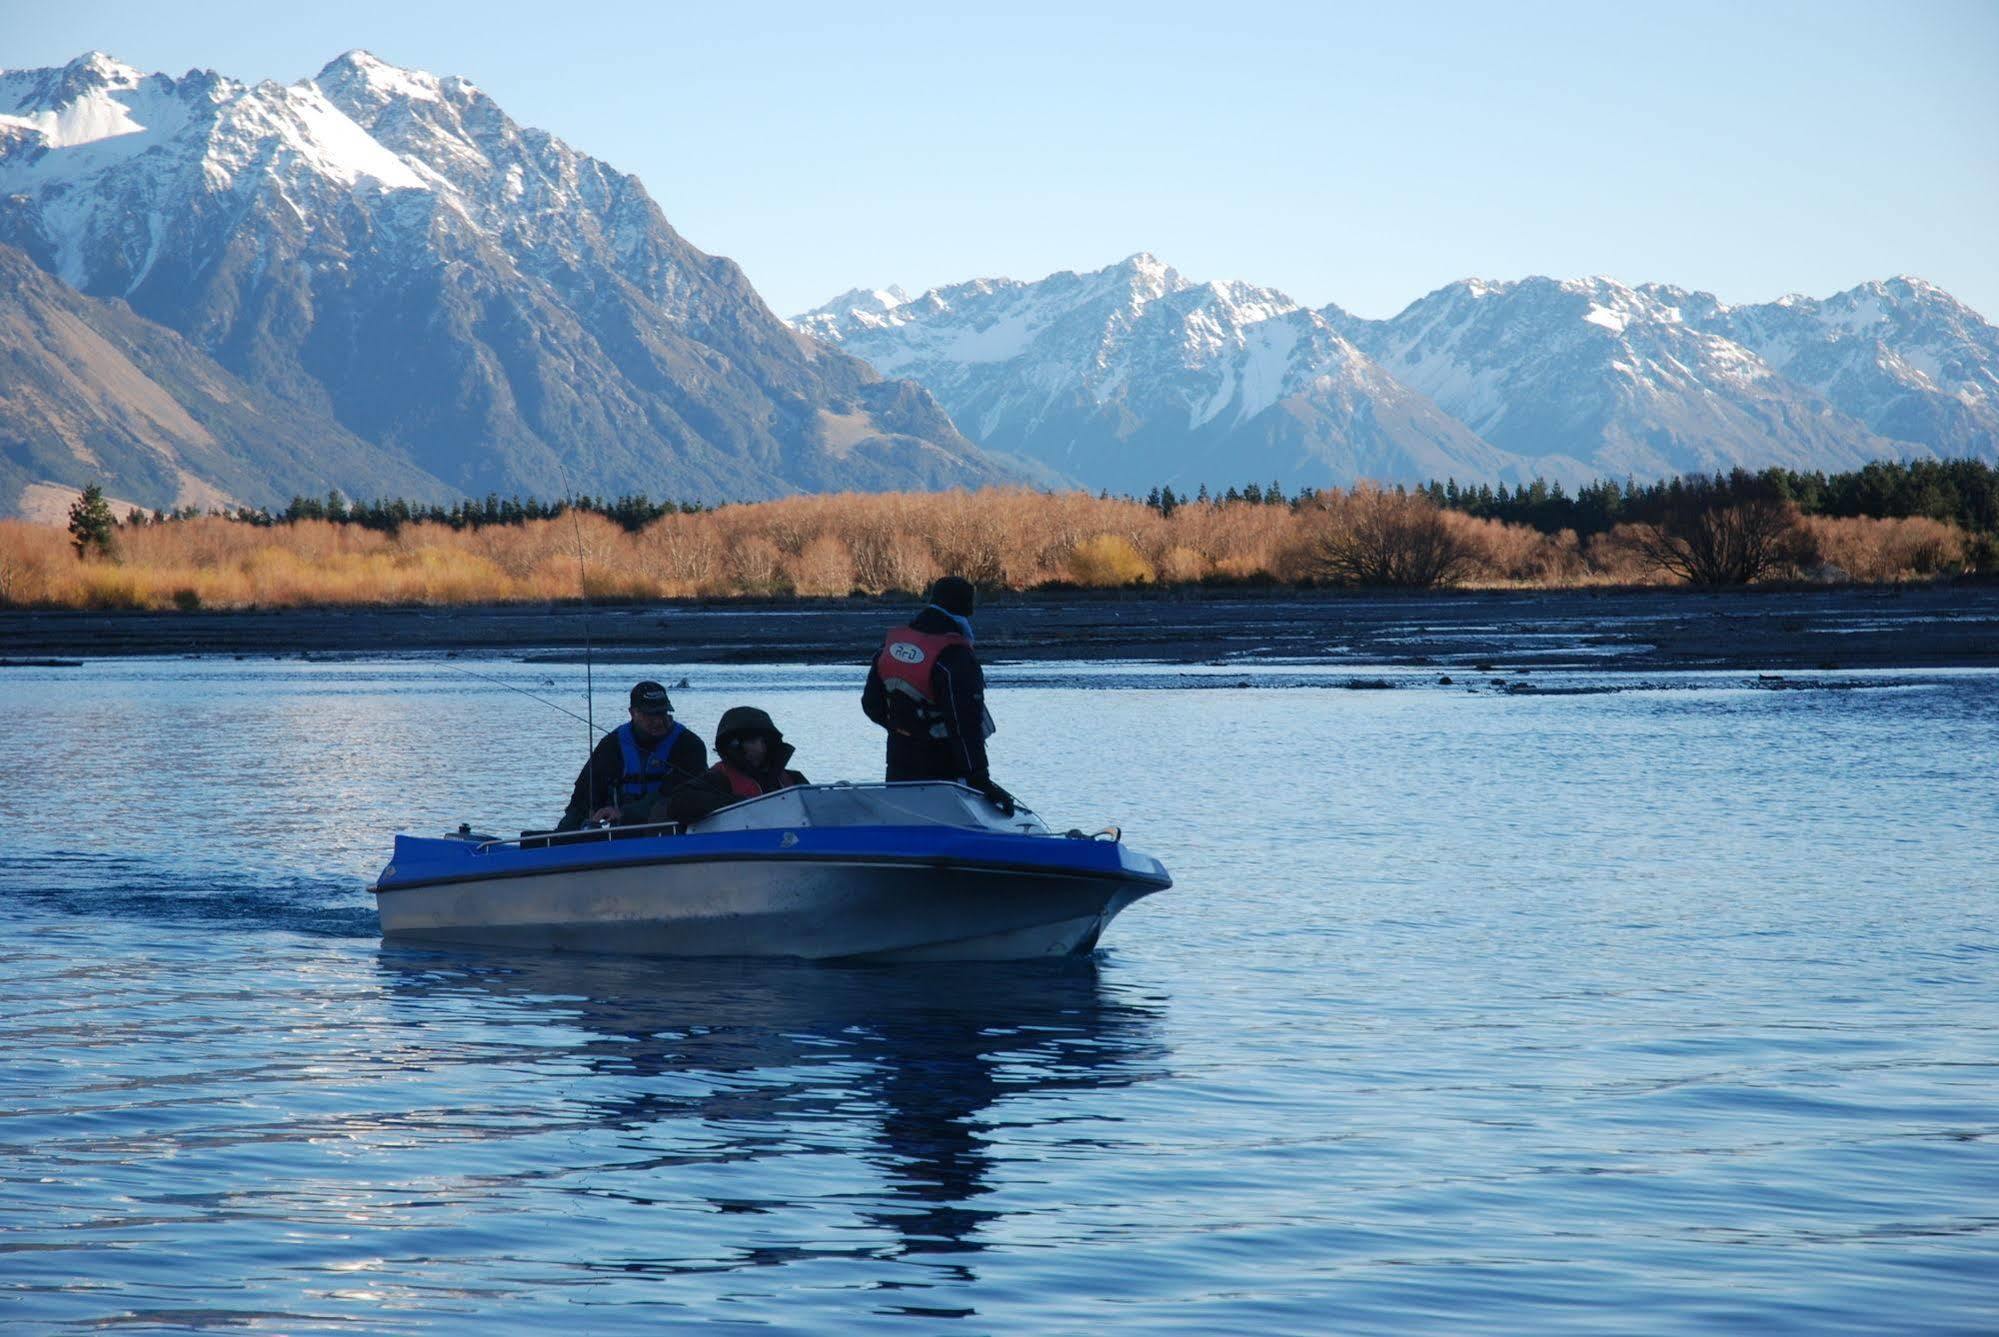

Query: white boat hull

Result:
[375,857,1156,962]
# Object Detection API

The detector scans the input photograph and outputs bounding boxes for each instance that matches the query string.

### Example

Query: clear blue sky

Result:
[9,0,1997,319]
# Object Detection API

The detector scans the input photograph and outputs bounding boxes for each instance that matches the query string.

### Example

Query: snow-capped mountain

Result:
[1334,276,1914,480]
[1648,277,1999,462]
[0,51,1020,513]
[794,254,1532,492]
[803,258,1996,491]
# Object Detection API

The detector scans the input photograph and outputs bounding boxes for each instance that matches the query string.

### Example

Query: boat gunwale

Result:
[371,842,1172,897]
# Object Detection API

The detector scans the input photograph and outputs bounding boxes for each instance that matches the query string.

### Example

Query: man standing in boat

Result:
[557,680,708,829]
[663,707,809,825]
[862,576,1016,815]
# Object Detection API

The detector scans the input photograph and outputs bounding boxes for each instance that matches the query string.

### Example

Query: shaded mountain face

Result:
[1646,278,1999,463]
[0,51,1019,509]
[793,254,1528,492]
[0,242,453,514]
[1334,276,1914,481]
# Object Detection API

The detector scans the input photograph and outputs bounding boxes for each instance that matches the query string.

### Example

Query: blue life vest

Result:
[616,720,686,801]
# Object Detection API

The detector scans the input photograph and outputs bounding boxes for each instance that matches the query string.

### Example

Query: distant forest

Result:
[1414,459,1999,540]
[122,458,1999,542]
[1134,459,1999,540]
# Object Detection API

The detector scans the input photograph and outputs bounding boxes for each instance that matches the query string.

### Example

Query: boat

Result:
[370,781,1172,962]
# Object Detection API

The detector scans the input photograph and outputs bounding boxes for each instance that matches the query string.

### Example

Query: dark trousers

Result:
[885,733,965,783]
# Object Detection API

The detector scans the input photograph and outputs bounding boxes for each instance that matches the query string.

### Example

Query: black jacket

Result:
[861,606,991,784]
[558,721,708,829]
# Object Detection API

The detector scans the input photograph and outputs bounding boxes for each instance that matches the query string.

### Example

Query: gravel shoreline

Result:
[4,585,1996,671]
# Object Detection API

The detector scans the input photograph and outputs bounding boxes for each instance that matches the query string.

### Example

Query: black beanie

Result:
[928,575,976,617]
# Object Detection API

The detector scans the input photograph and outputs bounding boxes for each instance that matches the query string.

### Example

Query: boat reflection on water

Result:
[371,947,1169,1275]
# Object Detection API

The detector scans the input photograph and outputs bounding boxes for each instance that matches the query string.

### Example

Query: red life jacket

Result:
[875,626,970,735]
[711,761,799,800]
[713,761,766,799]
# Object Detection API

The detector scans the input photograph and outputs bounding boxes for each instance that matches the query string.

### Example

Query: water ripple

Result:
[1,661,1996,1331]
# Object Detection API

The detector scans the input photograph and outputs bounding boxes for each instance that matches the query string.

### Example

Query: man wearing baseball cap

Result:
[556,680,709,830]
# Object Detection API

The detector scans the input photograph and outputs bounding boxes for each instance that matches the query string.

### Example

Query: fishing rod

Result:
[556,460,596,770]
[436,660,606,736]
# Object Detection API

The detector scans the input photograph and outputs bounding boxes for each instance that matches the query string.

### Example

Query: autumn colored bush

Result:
[1583,525,1672,584]
[0,521,65,605]
[3,484,1986,610]
[1158,545,1212,583]
[1065,533,1156,585]
[1798,515,1967,582]
[1302,485,1477,588]
[1443,513,1587,585]
[787,535,858,597]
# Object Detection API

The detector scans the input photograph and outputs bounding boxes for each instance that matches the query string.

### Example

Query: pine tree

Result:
[68,484,116,558]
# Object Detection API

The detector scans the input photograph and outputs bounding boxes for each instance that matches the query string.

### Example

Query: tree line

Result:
[90,459,1999,547]
[114,490,711,536]
[1409,459,1999,539]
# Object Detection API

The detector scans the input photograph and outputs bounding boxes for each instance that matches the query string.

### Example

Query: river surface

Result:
[2,657,1995,1334]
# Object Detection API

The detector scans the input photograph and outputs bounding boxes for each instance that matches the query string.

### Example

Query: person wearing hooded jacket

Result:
[663,706,809,826]
[861,575,1016,815]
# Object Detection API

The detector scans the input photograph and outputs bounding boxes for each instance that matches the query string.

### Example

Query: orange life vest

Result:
[876,626,968,697]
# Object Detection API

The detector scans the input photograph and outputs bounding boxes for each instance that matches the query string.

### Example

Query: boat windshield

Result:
[688,782,1045,835]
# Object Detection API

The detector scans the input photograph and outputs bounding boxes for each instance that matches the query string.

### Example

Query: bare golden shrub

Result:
[9,486,1982,608]
[1799,515,1967,582]
[1066,533,1155,585]
[1167,500,1304,578]
[1303,486,1475,587]
[928,489,1009,587]
[849,515,939,594]
[466,519,571,581]
[0,520,67,605]
[1158,545,1211,583]
[633,512,725,594]
[1445,513,1586,584]
[1585,525,1673,584]
[75,564,152,609]
[1624,498,1805,586]
[788,534,856,596]
[728,535,791,595]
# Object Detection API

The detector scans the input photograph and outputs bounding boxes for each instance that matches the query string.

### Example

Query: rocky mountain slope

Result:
[0,51,1021,515]
[0,242,452,514]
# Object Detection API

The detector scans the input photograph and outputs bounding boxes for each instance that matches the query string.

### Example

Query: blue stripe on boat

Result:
[375,826,1163,893]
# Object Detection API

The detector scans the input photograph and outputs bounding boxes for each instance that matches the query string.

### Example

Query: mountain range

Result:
[0,51,1022,516]
[797,261,1999,494]
[6,50,1995,519]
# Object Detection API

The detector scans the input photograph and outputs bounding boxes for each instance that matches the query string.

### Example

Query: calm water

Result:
[1,656,1995,1334]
